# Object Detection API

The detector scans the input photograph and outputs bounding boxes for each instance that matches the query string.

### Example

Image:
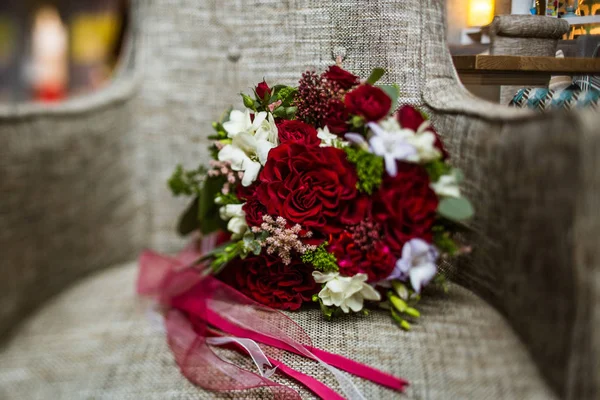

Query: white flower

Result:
[386,239,438,293]
[317,126,346,148]
[223,109,267,138]
[431,174,461,198]
[218,112,279,186]
[312,271,381,313]
[366,122,416,176]
[404,119,441,163]
[219,203,248,236]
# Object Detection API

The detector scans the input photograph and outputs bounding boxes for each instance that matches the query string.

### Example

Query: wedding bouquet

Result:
[168,65,473,330]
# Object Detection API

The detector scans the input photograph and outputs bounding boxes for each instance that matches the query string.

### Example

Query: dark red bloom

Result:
[324,65,359,90]
[328,232,396,282]
[236,183,266,227]
[256,142,369,235]
[323,99,350,135]
[276,120,320,145]
[221,254,319,310]
[345,85,391,122]
[255,80,270,100]
[396,105,448,159]
[372,163,438,255]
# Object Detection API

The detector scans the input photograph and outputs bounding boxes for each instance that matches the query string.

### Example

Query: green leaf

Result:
[377,84,400,111]
[438,197,474,222]
[453,168,464,183]
[366,68,385,85]
[272,106,286,118]
[177,197,200,235]
[198,176,226,234]
[285,106,297,118]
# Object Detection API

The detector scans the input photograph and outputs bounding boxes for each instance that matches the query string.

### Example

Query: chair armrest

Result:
[490,15,570,57]
[0,43,146,339]
[428,96,600,399]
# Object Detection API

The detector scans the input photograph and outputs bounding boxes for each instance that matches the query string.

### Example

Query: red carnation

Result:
[255,80,270,100]
[256,142,369,235]
[328,232,396,282]
[345,84,391,122]
[372,163,438,255]
[276,120,320,145]
[396,105,448,159]
[323,99,350,135]
[324,65,359,90]
[221,254,319,310]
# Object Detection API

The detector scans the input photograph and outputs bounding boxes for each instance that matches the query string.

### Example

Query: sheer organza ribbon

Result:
[137,243,408,399]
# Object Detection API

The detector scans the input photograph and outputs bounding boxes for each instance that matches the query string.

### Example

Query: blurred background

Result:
[0,0,597,105]
[0,0,128,104]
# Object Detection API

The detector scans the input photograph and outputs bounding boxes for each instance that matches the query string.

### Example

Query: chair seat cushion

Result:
[0,262,556,399]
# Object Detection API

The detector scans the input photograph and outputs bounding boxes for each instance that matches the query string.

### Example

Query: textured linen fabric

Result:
[0,46,146,338]
[0,262,556,400]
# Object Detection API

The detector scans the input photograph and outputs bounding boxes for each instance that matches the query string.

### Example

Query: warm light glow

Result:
[467,0,495,27]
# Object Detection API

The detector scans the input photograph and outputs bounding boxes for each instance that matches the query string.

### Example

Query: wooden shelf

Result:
[453,55,600,85]
[561,15,600,26]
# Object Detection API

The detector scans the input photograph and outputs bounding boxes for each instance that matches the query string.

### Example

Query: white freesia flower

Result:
[366,122,416,176]
[430,174,461,198]
[317,126,346,148]
[218,112,279,186]
[219,203,248,237]
[223,109,267,138]
[386,239,438,293]
[312,271,381,313]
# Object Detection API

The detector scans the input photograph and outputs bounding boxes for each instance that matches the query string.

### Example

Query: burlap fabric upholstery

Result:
[1,0,599,399]
[0,45,146,339]
[0,262,556,399]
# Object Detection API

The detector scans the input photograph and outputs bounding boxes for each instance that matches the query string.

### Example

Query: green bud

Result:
[392,281,409,300]
[390,295,407,313]
[405,307,421,319]
[400,320,411,331]
[241,93,256,110]
[351,115,365,128]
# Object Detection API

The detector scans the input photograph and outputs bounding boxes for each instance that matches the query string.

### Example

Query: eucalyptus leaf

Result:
[377,84,400,111]
[272,106,286,118]
[366,68,385,85]
[438,197,474,222]
[453,168,465,183]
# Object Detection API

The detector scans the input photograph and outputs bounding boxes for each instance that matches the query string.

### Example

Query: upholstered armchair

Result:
[1,0,598,399]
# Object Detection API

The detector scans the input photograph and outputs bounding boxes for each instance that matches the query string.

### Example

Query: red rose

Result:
[255,80,270,100]
[345,84,391,122]
[324,65,359,90]
[221,254,319,310]
[256,142,369,234]
[323,99,350,135]
[276,120,320,145]
[396,105,448,159]
[372,163,438,255]
[328,232,396,282]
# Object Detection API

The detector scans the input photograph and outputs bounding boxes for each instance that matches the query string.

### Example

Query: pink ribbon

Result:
[137,245,408,399]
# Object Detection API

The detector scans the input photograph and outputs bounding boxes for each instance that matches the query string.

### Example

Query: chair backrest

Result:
[133,0,458,250]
